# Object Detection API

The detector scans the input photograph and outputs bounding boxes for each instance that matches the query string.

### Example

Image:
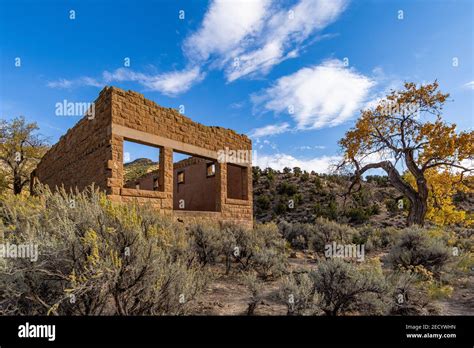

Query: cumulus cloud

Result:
[225,0,348,81]
[184,0,348,82]
[184,0,271,62]
[248,122,290,138]
[255,153,341,173]
[47,0,349,95]
[252,59,375,130]
[103,67,205,96]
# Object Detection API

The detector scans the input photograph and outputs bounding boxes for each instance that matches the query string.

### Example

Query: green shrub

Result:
[256,194,271,211]
[311,259,388,316]
[386,228,451,275]
[234,223,287,279]
[279,259,389,316]
[279,271,319,315]
[188,223,223,265]
[344,206,370,224]
[387,272,439,315]
[0,185,208,315]
[188,222,287,279]
[308,218,357,253]
[243,272,264,315]
[274,201,288,215]
[352,226,400,252]
[313,200,338,220]
[278,221,313,250]
[277,182,298,196]
[300,172,310,182]
[279,219,356,253]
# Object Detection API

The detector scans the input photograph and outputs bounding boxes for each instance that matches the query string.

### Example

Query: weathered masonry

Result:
[32,86,253,228]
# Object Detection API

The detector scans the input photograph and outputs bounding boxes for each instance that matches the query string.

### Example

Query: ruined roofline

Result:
[37,86,251,171]
[173,156,212,170]
[106,86,252,144]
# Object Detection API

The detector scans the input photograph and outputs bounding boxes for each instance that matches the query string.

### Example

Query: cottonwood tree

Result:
[0,116,48,194]
[338,81,473,226]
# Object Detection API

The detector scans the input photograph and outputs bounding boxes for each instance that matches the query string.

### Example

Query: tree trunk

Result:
[13,174,22,195]
[407,196,427,226]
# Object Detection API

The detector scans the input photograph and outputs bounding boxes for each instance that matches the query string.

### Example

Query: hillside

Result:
[122,160,473,228]
[123,158,159,184]
[252,167,474,228]
[253,167,406,227]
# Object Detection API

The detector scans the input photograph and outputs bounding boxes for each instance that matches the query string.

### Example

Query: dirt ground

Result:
[437,276,474,315]
[190,254,474,316]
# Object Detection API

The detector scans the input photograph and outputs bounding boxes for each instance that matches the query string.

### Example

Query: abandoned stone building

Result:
[32,86,253,227]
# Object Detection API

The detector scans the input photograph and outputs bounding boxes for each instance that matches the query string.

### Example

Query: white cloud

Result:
[226,0,348,81]
[104,67,204,96]
[294,145,326,150]
[185,0,348,82]
[463,81,474,90]
[184,0,271,62]
[47,79,73,89]
[141,68,204,95]
[47,0,348,95]
[252,59,375,129]
[255,153,340,173]
[49,67,204,96]
[47,77,102,89]
[248,122,290,138]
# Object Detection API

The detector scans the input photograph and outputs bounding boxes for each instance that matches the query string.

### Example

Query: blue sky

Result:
[1,0,473,172]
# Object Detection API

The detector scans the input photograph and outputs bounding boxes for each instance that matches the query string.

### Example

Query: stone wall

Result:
[33,88,113,192]
[173,158,217,212]
[108,87,253,228]
[34,86,253,228]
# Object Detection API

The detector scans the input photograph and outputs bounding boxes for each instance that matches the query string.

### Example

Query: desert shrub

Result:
[242,272,264,315]
[278,221,313,250]
[252,166,261,183]
[279,219,356,253]
[387,272,439,315]
[279,271,319,315]
[233,223,287,279]
[273,200,287,215]
[255,194,271,211]
[307,218,357,253]
[352,226,400,252]
[188,223,223,265]
[279,259,389,316]
[188,222,287,279]
[385,199,400,215]
[366,175,388,186]
[344,207,371,224]
[312,176,323,190]
[386,228,451,276]
[311,258,388,316]
[312,199,338,220]
[264,168,275,183]
[277,182,298,196]
[0,185,208,315]
[300,172,310,182]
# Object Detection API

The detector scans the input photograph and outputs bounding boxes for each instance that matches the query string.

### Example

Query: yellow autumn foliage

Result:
[404,170,473,226]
